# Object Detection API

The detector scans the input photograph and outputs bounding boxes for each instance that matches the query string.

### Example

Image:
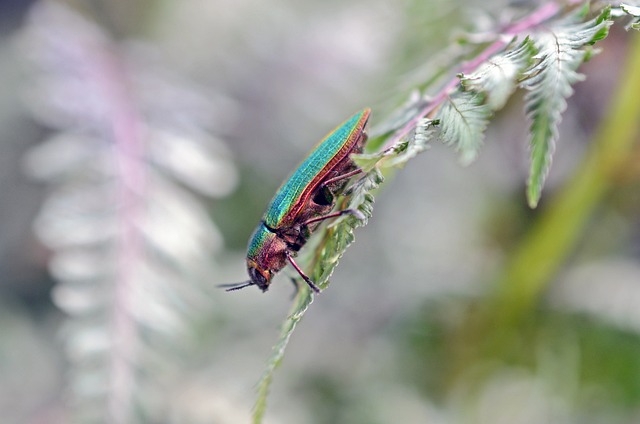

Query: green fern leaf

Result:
[521,9,612,207]
[436,90,492,165]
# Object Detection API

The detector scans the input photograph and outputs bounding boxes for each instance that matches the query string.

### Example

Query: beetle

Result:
[222,108,371,293]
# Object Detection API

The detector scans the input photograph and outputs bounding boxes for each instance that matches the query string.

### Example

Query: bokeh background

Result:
[1,0,640,423]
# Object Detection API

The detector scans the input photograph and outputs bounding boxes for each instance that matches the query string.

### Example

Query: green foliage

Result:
[396,302,640,411]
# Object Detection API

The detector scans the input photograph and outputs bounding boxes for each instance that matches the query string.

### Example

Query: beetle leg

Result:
[321,168,363,188]
[302,208,365,228]
[285,251,320,293]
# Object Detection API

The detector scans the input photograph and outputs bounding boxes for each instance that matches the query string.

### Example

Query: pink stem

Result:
[93,45,145,424]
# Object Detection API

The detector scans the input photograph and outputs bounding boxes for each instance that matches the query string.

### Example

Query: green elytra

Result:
[240,108,370,292]
[265,109,370,228]
[248,109,370,258]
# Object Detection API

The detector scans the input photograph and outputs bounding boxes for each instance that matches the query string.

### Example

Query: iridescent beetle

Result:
[222,109,371,293]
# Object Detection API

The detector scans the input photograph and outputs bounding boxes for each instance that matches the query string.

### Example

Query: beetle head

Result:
[246,260,272,292]
[220,224,286,293]
[218,260,273,292]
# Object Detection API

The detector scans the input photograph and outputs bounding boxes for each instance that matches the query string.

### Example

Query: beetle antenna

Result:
[218,281,254,292]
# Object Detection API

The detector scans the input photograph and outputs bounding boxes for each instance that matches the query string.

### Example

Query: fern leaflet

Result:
[461,38,535,110]
[521,8,612,207]
[436,90,492,165]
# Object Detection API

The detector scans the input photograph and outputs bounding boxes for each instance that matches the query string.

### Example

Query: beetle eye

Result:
[249,267,269,292]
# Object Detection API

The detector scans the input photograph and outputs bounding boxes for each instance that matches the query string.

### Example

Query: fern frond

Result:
[521,8,612,207]
[461,38,535,110]
[21,2,234,422]
[436,90,492,165]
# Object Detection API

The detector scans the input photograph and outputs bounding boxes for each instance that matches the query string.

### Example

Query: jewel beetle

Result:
[222,108,371,293]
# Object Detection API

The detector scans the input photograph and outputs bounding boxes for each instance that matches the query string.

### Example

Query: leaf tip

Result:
[526,185,541,209]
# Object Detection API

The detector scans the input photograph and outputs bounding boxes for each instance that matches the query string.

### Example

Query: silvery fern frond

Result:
[436,90,492,165]
[19,2,237,423]
[521,8,612,207]
[461,38,535,110]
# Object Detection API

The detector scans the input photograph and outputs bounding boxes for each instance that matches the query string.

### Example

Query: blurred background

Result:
[1,0,640,423]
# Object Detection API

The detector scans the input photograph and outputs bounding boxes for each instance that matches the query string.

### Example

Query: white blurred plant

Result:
[19,2,238,423]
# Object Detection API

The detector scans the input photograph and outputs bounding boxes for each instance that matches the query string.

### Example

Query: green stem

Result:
[491,34,640,328]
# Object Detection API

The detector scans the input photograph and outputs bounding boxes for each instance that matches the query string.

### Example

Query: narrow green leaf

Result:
[521,9,612,207]
[436,90,491,165]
